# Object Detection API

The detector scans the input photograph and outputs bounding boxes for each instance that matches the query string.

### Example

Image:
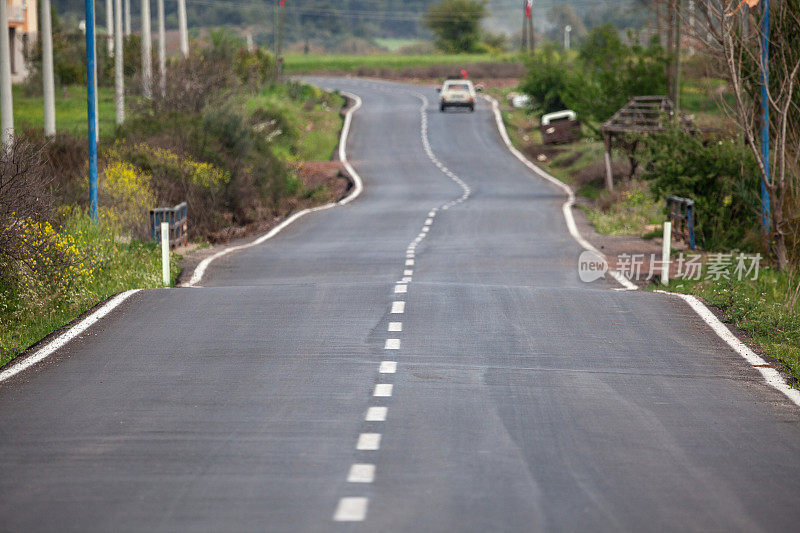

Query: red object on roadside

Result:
[461,69,468,79]
[279,0,285,6]
[525,0,532,18]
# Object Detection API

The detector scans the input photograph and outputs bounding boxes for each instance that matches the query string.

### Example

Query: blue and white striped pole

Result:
[85,0,98,220]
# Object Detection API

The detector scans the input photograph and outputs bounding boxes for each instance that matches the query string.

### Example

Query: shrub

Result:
[122,143,230,237]
[98,158,156,239]
[638,126,762,252]
[518,44,571,116]
[519,25,668,128]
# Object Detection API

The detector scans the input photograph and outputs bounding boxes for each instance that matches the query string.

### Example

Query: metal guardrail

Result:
[150,202,188,248]
[667,196,696,250]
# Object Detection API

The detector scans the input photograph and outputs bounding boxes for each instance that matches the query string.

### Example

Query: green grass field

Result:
[282,53,514,73]
[3,85,118,139]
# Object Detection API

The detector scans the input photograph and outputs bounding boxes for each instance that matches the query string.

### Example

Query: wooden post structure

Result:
[603,133,614,192]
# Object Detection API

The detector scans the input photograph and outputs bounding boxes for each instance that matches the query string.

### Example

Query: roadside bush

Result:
[638,126,761,252]
[97,156,156,239]
[234,47,276,89]
[519,25,668,128]
[123,143,230,237]
[0,139,62,284]
[518,44,571,116]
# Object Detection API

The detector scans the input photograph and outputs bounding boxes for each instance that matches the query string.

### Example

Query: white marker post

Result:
[161,221,170,286]
[661,221,672,285]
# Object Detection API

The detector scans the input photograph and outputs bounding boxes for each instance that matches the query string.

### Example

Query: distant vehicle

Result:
[438,80,477,112]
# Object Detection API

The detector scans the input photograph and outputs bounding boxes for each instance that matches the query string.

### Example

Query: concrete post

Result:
[141,0,152,98]
[106,0,114,56]
[114,0,124,124]
[661,221,672,285]
[41,0,57,136]
[177,0,188,57]
[0,0,15,146]
[161,222,170,286]
[124,0,131,35]
[156,0,165,96]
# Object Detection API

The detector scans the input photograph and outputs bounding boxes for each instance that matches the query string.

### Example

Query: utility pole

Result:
[157,0,165,96]
[85,0,99,220]
[688,0,695,55]
[760,0,770,231]
[276,0,286,76]
[177,0,188,57]
[114,0,124,124]
[125,0,131,35]
[564,25,571,50]
[0,0,12,146]
[106,0,114,56]
[41,0,57,136]
[141,0,152,98]
[521,1,527,51]
[671,0,681,113]
[92,1,99,141]
[527,0,534,52]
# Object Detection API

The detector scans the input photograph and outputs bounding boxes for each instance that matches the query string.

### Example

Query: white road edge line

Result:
[484,94,800,408]
[184,92,365,288]
[656,291,800,407]
[0,289,141,384]
[483,95,637,292]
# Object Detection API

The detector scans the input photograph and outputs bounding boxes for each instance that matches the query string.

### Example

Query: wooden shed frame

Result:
[600,96,694,191]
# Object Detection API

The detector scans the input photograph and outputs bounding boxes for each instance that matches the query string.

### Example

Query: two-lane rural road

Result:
[1,78,799,532]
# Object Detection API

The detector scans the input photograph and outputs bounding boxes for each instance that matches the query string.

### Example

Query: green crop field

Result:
[282,53,514,73]
[3,85,118,139]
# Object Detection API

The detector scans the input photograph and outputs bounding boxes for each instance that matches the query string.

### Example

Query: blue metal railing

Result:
[666,196,695,250]
[150,202,188,248]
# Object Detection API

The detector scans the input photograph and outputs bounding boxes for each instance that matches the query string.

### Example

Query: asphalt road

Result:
[1,78,799,532]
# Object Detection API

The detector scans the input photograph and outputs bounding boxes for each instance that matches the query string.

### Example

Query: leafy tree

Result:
[423,0,486,53]
[565,25,667,126]
[518,44,570,116]
[519,25,667,127]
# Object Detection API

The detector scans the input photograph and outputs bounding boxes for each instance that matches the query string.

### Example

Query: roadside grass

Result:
[493,66,800,383]
[283,53,513,73]
[243,83,345,162]
[6,85,118,139]
[582,182,664,236]
[663,268,800,381]
[0,211,180,368]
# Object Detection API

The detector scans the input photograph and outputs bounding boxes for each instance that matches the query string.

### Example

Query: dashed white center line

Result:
[384,338,400,350]
[357,433,381,450]
[422,227,429,233]
[347,464,376,483]
[391,301,405,314]
[374,383,393,397]
[379,361,397,373]
[333,497,368,522]
[388,322,402,332]
[401,276,412,282]
[405,259,414,266]
[425,218,433,225]
[403,269,413,276]
[394,285,407,294]
[365,406,387,421]
[428,210,436,217]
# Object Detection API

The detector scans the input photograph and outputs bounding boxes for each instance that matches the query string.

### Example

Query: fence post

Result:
[161,221,170,286]
[661,221,672,285]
